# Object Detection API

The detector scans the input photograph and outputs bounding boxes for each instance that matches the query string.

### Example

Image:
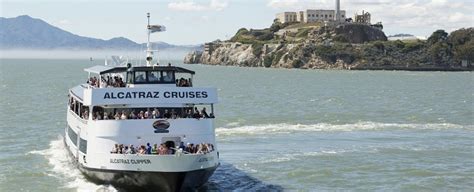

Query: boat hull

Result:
[79,165,218,192]
[64,137,218,192]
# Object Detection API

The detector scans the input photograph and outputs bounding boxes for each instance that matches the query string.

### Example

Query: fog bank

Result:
[0,48,192,60]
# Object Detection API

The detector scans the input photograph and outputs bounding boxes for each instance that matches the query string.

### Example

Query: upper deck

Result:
[71,64,217,106]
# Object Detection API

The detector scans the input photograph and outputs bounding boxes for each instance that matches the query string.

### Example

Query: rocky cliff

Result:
[184,22,473,71]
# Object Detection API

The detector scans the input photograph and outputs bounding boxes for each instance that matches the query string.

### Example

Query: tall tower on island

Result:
[335,0,341,22]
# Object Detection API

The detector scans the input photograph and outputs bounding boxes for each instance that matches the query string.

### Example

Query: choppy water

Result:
[0,59,473,191]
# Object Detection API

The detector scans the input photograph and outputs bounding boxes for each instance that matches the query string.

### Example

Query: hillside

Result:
[0,15,200,50]
[184,21,473,71]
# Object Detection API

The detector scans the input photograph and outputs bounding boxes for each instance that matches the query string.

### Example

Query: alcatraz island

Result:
[184,0,473,71]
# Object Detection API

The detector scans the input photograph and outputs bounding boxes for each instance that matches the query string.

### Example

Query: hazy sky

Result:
[1,0,473,45]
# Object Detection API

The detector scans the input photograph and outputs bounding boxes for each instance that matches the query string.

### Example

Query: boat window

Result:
[67,126,78,147]
[126,71,133,84]
[94,105,215,120]
[135,71,146,83]
[148,71,161,83]
[79,138,87,154]
[69,96,89,120]
[92,106,107,120]
[162,71,175,83]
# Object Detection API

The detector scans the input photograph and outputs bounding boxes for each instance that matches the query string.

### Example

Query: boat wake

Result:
[216,121,472,136]
[28,136,117,192]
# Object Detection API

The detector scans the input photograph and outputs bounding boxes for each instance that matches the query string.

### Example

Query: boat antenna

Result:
[146,12,153,66]
[145,13,166,67]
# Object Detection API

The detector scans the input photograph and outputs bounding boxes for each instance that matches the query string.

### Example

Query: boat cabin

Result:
[84,65,195,88]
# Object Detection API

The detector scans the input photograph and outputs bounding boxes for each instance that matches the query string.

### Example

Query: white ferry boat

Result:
[64,13,219,191]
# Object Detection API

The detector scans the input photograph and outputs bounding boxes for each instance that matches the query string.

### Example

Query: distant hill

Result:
[0,15,199,50]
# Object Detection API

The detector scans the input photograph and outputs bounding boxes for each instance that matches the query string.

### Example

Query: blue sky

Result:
[1,0,473,45]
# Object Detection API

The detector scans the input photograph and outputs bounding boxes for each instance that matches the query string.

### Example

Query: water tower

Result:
[335,0,341,22]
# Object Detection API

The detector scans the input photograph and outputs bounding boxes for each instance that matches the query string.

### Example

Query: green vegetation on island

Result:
[185,21,473,71]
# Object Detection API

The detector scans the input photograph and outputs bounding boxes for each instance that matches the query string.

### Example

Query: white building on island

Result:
[275,0,346,23]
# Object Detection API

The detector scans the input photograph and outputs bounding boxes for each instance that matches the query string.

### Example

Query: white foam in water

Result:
[29,136,117,192]
[259,150,350,164]
[216,121,471,136]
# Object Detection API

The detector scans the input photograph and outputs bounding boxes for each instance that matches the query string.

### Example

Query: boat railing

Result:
[109,151,215,157]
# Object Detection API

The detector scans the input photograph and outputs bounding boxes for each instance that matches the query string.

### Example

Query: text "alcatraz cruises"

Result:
[103,91,209,99]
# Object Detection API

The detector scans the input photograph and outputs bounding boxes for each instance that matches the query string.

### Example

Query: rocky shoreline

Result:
[184,23,473,71]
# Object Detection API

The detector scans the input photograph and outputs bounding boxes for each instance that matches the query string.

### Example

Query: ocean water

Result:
[0,59,473,191]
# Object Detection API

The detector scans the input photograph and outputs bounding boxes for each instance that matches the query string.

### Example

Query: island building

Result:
[276,10,346,23]
[275,0,382,28]
[354,10,371,24]
[275,0,346,23]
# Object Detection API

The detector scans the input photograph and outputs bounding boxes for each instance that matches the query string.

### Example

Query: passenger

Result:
[183,109,192,118]
[95,112,102,120]
[196,144,203,154]
[192,108,201,119]
[87,77,93,85]
[82,110,89,120]
[202,144,209,153]
[93,77,98,87]
[201,107,210,118]
[111,144,119,153]
[209,143,215,151]
[100,77,107,88]
[179,142,186,150]
[146,143,152,154]
[103,112,109,120]
[145,109,152,119]
[118,144,124,154]
[117,77,125,87]
[114,112,120,120]
[130,110,137,119]
[158,143,166,155]
[124,146,130,154]
[152,108,160,119]
[185,143,193,153]
[149,73,158,82]
[129,144,136,154]
[107,76,112,86]
[190,143,197,153]
[120,110,128,120]
[151,144,158,154]
[171,109,177,119]
[163,109,171,119]
[178,78,185,87]
[138,145,146,154]
[138,111,145,119]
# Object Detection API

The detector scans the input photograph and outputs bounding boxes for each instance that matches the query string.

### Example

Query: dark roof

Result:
[130,66,195,74]
[84,65,195,75]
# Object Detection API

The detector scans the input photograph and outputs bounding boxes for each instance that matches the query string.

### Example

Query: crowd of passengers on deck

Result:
[111,142,214,155]
[92,107,214,120]
[69,96,215,120]
[87,74,192,88]
[87,76,125,88]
